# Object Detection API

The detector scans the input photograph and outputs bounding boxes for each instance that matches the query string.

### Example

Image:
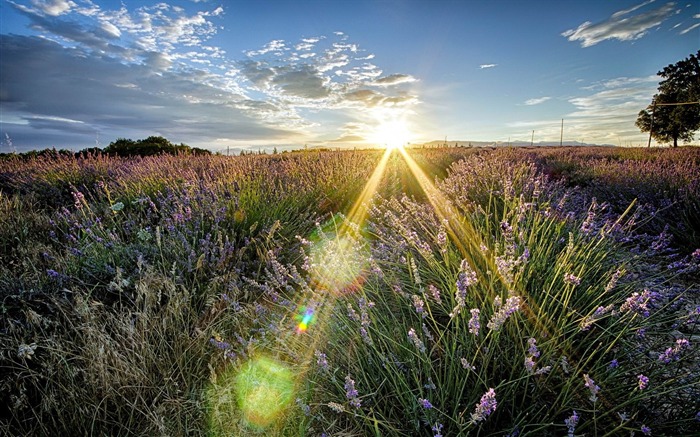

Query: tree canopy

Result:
[103,136,211,157]
[636,51,700,147]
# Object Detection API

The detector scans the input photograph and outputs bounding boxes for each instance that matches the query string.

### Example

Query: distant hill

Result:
[416,140,616,148]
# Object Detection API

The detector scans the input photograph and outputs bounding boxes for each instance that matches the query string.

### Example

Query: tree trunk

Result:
[673,136,678,147]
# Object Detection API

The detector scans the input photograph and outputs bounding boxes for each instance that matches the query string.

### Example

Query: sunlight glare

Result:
[370,117,412,149]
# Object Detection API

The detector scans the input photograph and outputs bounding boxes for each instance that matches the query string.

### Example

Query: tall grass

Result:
[1,147,698,436]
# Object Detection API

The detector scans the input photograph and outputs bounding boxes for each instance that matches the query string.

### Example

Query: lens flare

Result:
[295,305,317,333]
[306,216,369,294]
[233,356,295,429]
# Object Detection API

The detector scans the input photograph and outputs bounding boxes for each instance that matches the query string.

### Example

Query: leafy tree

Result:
[636,51,700,147]
[104,136,211,156]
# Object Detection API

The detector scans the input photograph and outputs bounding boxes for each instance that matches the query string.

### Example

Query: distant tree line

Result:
[0,136,211,160]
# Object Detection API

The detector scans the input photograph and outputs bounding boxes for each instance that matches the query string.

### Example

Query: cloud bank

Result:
[562,1,677,47]
[1,1,419,151]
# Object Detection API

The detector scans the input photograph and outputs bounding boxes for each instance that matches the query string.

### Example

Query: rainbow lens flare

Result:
[295,305,316,333]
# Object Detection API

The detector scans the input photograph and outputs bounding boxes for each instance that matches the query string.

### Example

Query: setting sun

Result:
[369,118,413,149]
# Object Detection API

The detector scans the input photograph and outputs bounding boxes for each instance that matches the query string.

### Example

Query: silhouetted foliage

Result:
[103,136,211,157]
[636,51,700,147]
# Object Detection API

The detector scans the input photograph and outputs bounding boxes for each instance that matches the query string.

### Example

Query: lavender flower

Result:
[564,273,581,286]
[431,422,444,437]
[461,358,476,370]
[637,374,649,390]
[296,398,311,416]
[641,424,651,435]
[524,337,542,374]
[428,284,442,304]
[72,190,85,209]
[315,350,329,371]
[609,359,619,369]
[604,269,623,293]
[408,328,426,353]
[564,410,579,437]
[619,289,653,317]
[345,375,361,408]
[487,296,521,332]
[658,338,690,363]
[468,308,481,336]
[412,294,427,318]
[327,402,344,413]
[450,260,478,318]
[418,398,433,409]
[583,374,600,403]
[209,337,231,350]
[527,337,540,358]
[470,388,497,423]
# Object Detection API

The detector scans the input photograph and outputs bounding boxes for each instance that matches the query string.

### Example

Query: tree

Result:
[103,136,211,156]
[636,50,700,147]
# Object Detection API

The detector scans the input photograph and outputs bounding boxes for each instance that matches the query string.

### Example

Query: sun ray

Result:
[395,147,557,340]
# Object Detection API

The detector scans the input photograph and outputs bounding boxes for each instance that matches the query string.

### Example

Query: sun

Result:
[369,118,413,150]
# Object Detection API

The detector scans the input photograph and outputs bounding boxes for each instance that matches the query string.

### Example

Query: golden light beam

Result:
[345,147,394,227]
[396,147,556,340]
[229,146,396,432]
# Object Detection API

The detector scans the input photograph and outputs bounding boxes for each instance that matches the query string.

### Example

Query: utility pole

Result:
[647,102,656,148]
[560,119,564,146]
[531,130,534,147]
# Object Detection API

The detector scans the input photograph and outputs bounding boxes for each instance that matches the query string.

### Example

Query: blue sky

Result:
[1,0,698,152]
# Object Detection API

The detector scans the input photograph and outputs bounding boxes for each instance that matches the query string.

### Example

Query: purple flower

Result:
[72,190,85,209]
[428,284,442,304]
[583,374,600,402]
[564,273,581,285]
[461,357,475,370]
[418,398,433,409]
[314,350,329,370]
[408,328,426,353]
[470,388,497,423]
[209,337,231,350]
[468,308,481,335]
[564,410,579,437]
[487,296,521,331]
[412,294,426,318]
[345,375,361,408]
[431,422,444,437]
[620,289,653,317]
[641,424,651,435]
[609,359,619,369]
[658,338,690,363]
[296,398,311,416]
[527,338,540,358]
[450,260,477,317]
[46,269,60,278]
[637,374,649,390]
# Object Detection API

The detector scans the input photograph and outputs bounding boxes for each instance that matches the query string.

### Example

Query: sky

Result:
[0,0,698,153]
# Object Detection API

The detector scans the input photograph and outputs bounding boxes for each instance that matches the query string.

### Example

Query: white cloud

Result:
[524,97,551,105]
[562,1,677,47]
[245,39,287,56]
[680,22,700,34]
[372,74,417,87]
[479,63,497,69]
[28,0,76,16]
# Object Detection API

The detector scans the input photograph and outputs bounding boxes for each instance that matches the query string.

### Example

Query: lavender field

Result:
[1,146,699,436]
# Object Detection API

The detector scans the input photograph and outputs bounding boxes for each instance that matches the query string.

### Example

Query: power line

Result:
[647,101,700,107]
